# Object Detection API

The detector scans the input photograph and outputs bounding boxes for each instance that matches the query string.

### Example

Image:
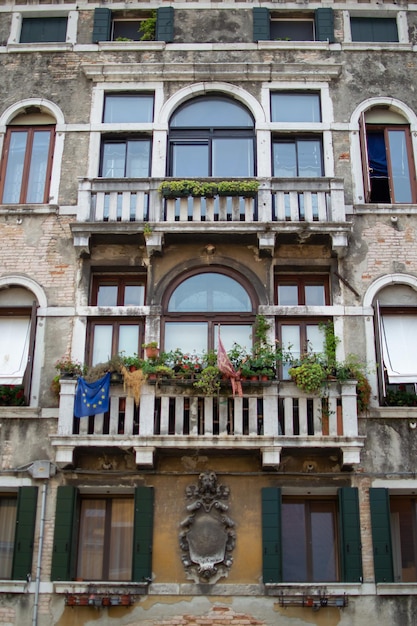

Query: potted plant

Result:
[54,355,85,378]
[142,341,159,359]
[120,353,144,371]
[193,365,221,395]
[217,180,259,197]
[288,356,327,394]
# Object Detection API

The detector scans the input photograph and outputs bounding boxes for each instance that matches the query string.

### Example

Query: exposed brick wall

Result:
[153,607,265,626]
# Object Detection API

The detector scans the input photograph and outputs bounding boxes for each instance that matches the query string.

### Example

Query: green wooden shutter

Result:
[262,487,282,583]
[132,486,154,582]
[369,488,394,583]
[51,486,78,581]
[92,8,112,43]
[156,7,174,43]
[338,487,363,582]
[20,17,67,43]
[11,487,38,580]
[253,8,270,42]
[315,8,335,43]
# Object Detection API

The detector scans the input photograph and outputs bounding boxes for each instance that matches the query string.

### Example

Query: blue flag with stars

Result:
[74,372,111,418]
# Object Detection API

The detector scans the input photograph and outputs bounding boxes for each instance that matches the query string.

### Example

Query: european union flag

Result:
[74,372,111,418]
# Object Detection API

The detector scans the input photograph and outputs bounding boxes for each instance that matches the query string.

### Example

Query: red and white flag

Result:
[217,336,243,397]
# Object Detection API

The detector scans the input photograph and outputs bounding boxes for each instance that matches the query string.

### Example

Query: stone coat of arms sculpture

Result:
[179,471,236,583]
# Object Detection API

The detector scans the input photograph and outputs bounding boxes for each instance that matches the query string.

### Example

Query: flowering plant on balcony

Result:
[164,349,203,377]
[0,385,25,406]
[54,356,85,378]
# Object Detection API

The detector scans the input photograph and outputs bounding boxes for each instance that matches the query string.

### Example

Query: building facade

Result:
[1,1,417,624]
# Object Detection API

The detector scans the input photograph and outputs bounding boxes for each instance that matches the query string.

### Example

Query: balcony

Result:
[50,378,364,469]
[71,177,351,256]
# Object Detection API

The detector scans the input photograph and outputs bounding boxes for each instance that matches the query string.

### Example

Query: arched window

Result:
[375,283,417,404]
[0,108,55,204]
[0,286,38,404]
[164,271,256,354]
[167,96,255,177]
[360,106,416,204]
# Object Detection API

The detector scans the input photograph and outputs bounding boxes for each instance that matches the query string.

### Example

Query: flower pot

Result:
[145,346,159,359]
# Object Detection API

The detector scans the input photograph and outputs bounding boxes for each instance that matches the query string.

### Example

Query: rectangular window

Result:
[282,498,339,582]
[103,94,154,123]
[77,497,134,581]
[0,496,17,579]
[20,17,67,43]
[1,127,55,204]
[273,138,323,178]
[100,139,151,177]
[391,497,417,582]
[91,275,145,307]
[279,319,326,378]
[164,322,253,356]
[271,92,321,123]
[351,17,398,43]
[276,275,329,306]
[51,486,154,583]
[112,19,143,41]
[271,19,314,41]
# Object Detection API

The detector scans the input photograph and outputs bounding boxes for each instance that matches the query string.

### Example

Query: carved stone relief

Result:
[179,471,236,584]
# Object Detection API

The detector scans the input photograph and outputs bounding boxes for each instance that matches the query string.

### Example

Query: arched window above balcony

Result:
[163,269,256,355]
[167,96,255,178]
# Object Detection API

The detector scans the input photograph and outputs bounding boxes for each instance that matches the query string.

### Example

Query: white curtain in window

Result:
[0,317,30,383]
[381,314,417,382]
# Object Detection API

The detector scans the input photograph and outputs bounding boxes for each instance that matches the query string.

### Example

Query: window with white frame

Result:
[359,106,416,204]
[375,284,417,405]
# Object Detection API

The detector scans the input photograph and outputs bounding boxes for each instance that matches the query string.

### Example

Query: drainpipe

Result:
[32,480,47,626]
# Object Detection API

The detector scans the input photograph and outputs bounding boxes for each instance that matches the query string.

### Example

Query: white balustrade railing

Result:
[76,178,347,225]
[57,380,358,440]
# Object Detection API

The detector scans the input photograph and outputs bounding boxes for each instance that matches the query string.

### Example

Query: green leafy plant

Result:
[143,223,153,236]
[158,179,259,198]
[115,37,133,42]
[139,11,157,41]
[193,366,221,395]
[54,356,85,377]
[288,358,327,394]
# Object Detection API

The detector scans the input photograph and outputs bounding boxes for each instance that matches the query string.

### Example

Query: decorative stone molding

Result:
[180,471,236,584]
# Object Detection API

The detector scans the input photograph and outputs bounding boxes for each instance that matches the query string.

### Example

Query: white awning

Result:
[381,313,417,383]
[0,316,30,384]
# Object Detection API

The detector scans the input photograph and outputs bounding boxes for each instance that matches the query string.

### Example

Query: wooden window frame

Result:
[87,318,143,365]
[275,274,330,305]
[359,118,417,204]
[0,126,55,204]
[282,496,340,583]
[90,274,146,306]
[99,137,152,178]
[76,496,134,582]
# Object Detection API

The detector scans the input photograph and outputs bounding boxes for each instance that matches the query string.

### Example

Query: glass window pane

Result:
[103,94,154,123]
[102,143,127,177]
[118,325,139,357]
[306,324,325,353]
[77,500,106,580]
[282,502,307,582]
[165,322,208,354]
[281,325,301,378]
[0,498,17,579]
[215,325,253,353]
[387,130,413,203]
[126,141,150,177]
[108,499,134,581]
[125,285,144,306]
[168,274,251,312]
[3,132,28,203]
[171,143,209,177]
[278,285,298,305]
[311,506,337,581]
[97,285,118,306]
[212,138,254,177]
[92,325,113,365]
[26,131,50,203]
[271,20,314,41]
[271,93,321,123]
[273,142,297,177]
[112,20,142,41]
[305,285,326,305]
[297,140,323,177]
[170,98,254,128]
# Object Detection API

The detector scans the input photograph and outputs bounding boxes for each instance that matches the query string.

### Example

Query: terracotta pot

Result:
[145,347,159,359]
